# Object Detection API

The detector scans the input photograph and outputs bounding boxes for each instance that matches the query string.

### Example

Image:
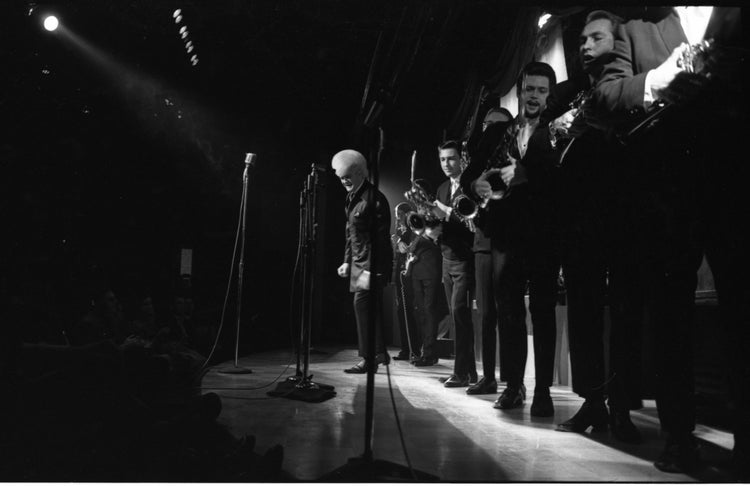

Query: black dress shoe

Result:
[375,354,390,365]
[443,374,470,387]
[413,356,438,367]
[654,434,700,473]
[469,370,479,384]
[466,376,497,395]
[556,399,608,432]
[392,352,411,361]
[609,407,642,443]
[344,360,377,374]
[493,385,526,409]
[530,388,554,417]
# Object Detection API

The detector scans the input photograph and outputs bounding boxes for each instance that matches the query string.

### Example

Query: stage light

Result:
[173,9,181,18]
[43,15,59,31]
[174,15,182,24]
[186,45,194,53]
[538,13,551,29]
[179,26,187,34]
[181,30,189,39]
[186,40,193,48]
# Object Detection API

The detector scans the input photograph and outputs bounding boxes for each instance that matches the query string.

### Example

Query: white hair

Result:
[331,149,368,177]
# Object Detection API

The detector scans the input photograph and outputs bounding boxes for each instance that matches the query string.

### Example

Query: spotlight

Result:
[174,15,182,24]
[173,9,181,18]
[43,15,59,31]
[185,41,193,48]
[538,13,551,29]
[181,30,189,39]
[186,45,194,53]
[190,54,198,63]
[179,26,187,34]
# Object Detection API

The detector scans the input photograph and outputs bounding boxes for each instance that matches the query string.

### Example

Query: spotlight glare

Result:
[181,31,189,39]
[179,26,187,34]
[185,41,193,48]
[538,13,551,29]
[43,15,59,31]
[173,9,181,18]
[174,15,182,24]
[186,45,194,53]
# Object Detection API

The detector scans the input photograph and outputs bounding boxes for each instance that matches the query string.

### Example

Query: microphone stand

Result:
[268,165,335,402]
[321,127,436,481]
[218,153,256,374]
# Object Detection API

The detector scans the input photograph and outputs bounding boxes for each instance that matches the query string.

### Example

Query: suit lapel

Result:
[657,9,688,52]
[705,7,741,44]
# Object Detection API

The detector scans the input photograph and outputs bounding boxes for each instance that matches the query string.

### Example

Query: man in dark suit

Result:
[550,10,644,445]
[430,140,477,387]
[332,149,393,374]
[407,227,444,367]
[594,7,748,475]
[472,62,559,416]
[464,107,513,396]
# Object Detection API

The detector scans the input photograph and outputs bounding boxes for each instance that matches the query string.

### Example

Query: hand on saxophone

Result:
[431,200,452,220]
[397,241,409,254]
[337,262,350,278]
[473,168,502,199]
[500,159,516,186]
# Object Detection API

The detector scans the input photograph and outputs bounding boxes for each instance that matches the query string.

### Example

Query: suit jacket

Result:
[435,179,474,262]
[595,7,742,119]
[344,180,393,292]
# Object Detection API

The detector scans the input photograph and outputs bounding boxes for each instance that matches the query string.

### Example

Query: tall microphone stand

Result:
[321,128,436,481]
[219,153,256,374]
[268,164,335,402]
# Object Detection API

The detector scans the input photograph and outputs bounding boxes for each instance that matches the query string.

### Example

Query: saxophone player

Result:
[431,140,477,386]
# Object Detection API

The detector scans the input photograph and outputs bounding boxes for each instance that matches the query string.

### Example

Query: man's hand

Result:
[337,262,350,278]
[500,161,516,186]
[473,168,502,200]
[425,224,442,241]
[650,43,690,98]
[397,241,409,254]
[432,200,451,220]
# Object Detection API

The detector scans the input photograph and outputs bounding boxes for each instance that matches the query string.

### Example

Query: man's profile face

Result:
[439,148,463,178]
[334,164,365,193]
[520,74,550,119]
[482,111,511,132]
[579,18,615,72]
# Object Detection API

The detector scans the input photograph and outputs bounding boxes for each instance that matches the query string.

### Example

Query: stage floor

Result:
[201,346,735,482]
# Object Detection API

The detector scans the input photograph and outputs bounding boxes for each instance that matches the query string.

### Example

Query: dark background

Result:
[0,1,659,352]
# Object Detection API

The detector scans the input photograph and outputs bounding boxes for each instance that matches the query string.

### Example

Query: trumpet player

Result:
[431,140,477,387]
[391,203,419,362]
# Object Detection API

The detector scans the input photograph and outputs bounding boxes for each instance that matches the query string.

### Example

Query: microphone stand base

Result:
[267,375,336,403]
[318,456,439,482]
[217,365,253,374]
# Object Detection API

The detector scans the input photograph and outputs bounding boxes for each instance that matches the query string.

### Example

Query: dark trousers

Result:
[492,194,560,388]
[394,272,418,356]
[498,242,558,390]
[562,209,644,409]
[412,277,441,359]
[475,251,499,380]
[442,257,476,377]
[632,119,750,439]
[353,288,386,359]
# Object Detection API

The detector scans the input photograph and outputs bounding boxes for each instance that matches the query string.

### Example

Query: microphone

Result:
[244,153,257,168]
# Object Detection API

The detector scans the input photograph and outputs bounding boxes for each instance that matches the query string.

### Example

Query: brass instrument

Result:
[617,39,715,145]
[477,122,519,207]
[403,150,439,229]
[549,88,594,166]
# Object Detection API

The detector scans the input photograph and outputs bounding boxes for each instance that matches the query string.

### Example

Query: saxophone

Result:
[617,39,715,145]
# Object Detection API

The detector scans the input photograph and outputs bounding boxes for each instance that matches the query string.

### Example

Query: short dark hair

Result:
[584,10,622,32]
[517,61,556,92]
[438,139,461,153]
[484,107,513,121]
